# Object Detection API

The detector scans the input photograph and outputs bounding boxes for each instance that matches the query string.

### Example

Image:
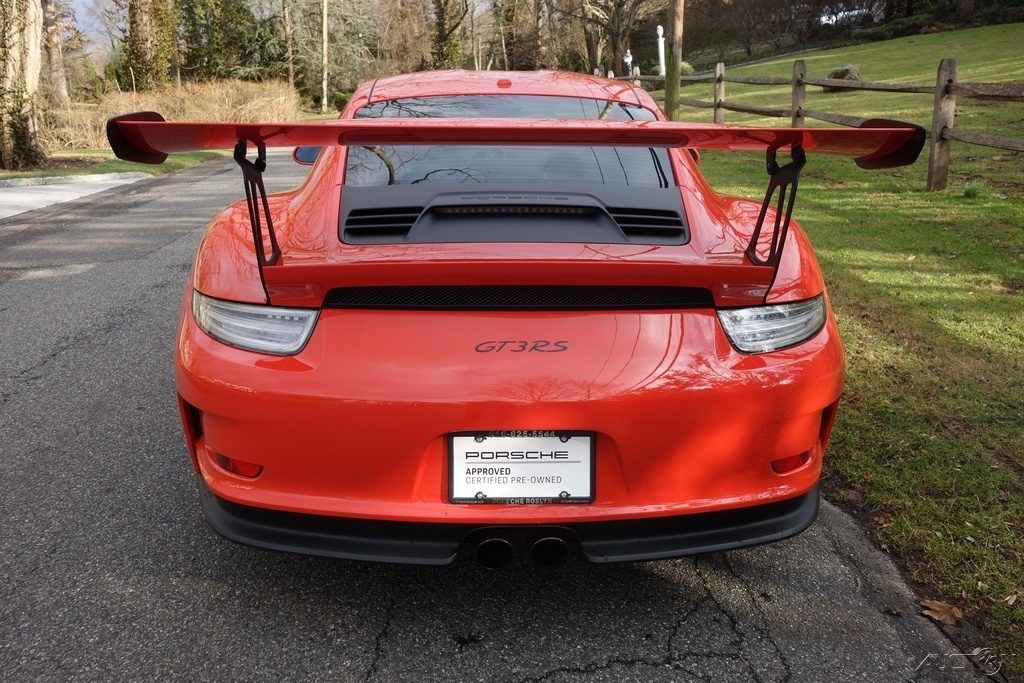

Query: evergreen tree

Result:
[177,0,258,80]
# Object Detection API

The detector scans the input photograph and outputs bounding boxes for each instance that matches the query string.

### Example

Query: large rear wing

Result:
[107,111,925,303]
[107,112,923,169]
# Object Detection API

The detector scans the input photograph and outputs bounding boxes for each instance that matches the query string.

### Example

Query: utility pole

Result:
[320,0,328,114]
[663,0,684,121]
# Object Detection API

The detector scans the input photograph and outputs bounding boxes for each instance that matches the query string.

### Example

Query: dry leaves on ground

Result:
[920,598,964,625]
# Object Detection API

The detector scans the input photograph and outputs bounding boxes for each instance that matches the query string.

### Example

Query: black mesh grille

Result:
[322,285,714,310]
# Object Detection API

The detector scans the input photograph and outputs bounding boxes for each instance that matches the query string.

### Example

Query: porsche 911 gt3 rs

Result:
[107,70,925,568]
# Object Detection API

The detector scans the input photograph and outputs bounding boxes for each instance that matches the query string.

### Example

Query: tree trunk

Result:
[534,0,549,69]
[663,0,684,120]
[283,0,294,87]
[41,0,70,106]
[1,0,47,169]
[320,0,328,113]
[583,23,602,73]
[126,0,171,89]
[431,0,468,69]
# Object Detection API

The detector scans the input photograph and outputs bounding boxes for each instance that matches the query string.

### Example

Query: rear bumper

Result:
[177,300,843,524]
[199,483,819,565]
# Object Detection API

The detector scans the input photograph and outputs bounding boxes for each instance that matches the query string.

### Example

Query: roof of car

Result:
[348,70,649,109]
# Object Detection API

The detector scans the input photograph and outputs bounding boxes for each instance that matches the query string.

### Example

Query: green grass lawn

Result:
[0,149,222,181]
[665,23,1023,674]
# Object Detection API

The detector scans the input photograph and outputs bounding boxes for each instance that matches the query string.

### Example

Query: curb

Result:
[0,171,153,188]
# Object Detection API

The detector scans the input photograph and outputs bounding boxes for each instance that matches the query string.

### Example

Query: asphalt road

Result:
[0,156,986,682]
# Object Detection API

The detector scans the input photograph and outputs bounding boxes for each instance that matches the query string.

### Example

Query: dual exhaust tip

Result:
[475,536,570,570]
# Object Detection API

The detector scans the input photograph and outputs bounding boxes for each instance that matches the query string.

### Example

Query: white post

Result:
[656,25,666,77]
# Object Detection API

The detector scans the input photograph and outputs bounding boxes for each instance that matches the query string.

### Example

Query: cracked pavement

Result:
[0,156,986,682]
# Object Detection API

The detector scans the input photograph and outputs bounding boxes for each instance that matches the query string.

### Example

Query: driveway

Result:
[0,156,986,681]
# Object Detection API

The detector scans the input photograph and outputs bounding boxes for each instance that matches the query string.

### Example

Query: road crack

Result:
[515,564,706,683]
[722,555,794,683]
[364,595,396,681]
[0,271,182,409]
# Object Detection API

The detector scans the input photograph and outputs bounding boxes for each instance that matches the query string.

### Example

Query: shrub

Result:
[976,7,1024,24]
[932,0,957,20]
[884,13,935,37]
[40,79,302,151]
[679,61,695,76]
[330,91,351,112]
[823,64,864,92]
[854,27,889,42]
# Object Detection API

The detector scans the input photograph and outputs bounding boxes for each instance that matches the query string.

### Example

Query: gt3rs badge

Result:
[474,340,568,353]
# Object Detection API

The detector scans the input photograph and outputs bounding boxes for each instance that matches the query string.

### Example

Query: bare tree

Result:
[534,0,550,68]
[562,0,662,73]
[579,1,604,71]
[731,0,762,57]
[320,0,327,113]
[374,0,432,74]
[41,0,71,106]
[1,0,47,169]
[283,0,294,87]
[85,0,127,55]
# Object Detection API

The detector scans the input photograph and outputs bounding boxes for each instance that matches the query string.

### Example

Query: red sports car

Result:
[107,70,924,569]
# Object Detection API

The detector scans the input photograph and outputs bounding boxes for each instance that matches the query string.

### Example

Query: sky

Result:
[70,0,105,43]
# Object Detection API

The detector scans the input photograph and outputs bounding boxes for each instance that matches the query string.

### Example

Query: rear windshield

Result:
[344,95,672,188]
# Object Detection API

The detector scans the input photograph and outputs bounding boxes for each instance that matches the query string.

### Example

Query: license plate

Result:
[449,431,594,504]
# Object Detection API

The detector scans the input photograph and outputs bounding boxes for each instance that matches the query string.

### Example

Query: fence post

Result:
[714,62,726,124]
[791,59,806,127]
[927,58,957,191]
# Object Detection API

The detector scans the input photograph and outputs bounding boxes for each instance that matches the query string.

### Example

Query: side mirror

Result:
[293,146,321,165]
[687,149,701,165]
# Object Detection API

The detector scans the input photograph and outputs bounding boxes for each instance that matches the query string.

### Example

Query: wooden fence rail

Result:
[615,58,1022,191]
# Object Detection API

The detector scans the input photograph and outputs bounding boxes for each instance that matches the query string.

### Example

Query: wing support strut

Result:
[233,139,281,300]
[746,145,806,269]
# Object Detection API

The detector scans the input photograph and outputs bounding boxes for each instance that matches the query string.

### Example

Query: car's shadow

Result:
[148,505,823,682]
[99,439,959,682]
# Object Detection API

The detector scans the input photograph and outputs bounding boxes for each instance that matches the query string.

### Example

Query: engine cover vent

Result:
[606,207,686,240]
[339,184,690,245]
[343,206,423,242]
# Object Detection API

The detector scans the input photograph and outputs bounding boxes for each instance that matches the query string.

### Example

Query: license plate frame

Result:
[448,430,595,504]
